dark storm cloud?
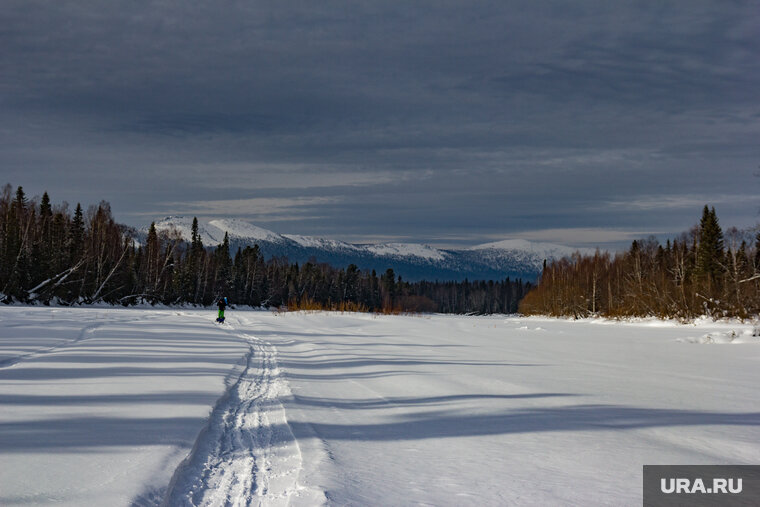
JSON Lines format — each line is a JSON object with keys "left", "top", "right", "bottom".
{"left": 1, "top": 1, "right": 758, "bottom": 248}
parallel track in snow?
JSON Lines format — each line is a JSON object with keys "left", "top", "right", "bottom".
{"left": 163, "top": 323, "right": 323, "bottom": 507}
{"left": 0, "top": 310, "right": 158, "bottom": 369}
{"left": 0, "top": 310, "right": 167, "bottom": 370}
{"left": 0, "top": 322, "right": 102, "bottom": 369}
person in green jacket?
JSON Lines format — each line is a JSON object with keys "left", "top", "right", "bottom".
{"left": 216, "top": 296, "right": 227, "bottom": 323}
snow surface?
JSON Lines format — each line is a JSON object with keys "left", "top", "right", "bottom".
{"left": 362, "top": 243, "right": 447, "bottom": 261}
{"left": 152, "top": 217, "right": 446, "bottom": 262}
{"left": 153, "top": 217, "right": 285, "bottom": 247}
{"left": 209, "top": 219, "right": 284, "bottom": 244}
{"left": 153, "top": 216, "right": 225, "bottom": 246}
{"left": 469, "top": 238, "right": 595, "bottom": 259}
{"left": 1, "top": 308, "right": 758, "bottom": 506}
{"left": 281, "top": 234, "right": 361, "bottom": 252}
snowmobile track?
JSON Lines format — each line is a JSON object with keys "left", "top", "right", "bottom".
{"left": 163, "top": 325, "right": 316, "bottom": 506}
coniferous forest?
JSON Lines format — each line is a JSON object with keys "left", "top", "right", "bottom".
{"left": 519, "top": 206, "right": 760, "bottom": 320}
{"left": 4, "top": 184, "right": 758, "bottom": 319}
{"left": 0, "top": 185, "right": 528, "bottom": 313}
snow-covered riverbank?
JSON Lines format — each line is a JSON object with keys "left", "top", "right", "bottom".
{"left": 1, "top": 307, "right": 758, "bottom": 505}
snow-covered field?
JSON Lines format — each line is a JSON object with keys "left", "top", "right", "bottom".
{"left": 1, "top": 307, "right": 758, "bottom": 506}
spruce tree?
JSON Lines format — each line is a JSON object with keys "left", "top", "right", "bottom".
{"left": 39, "top": 192, "right": 52, "bottom": 219}
{"left": 191, "top": 217, "right": 202, "bottom": 251}
{"left": 381, "top": 268, "right": 396, "bottom": 308}
{"left": 188, "top": 217, "right": 205, "bottom": 303}
{"left": 50, "top": 212, "right": 66, "bottom": 272}
{"left": 1, "top": 187, "right": 29, "bottom": 299}
{"left": 37, "top": 192, "right": 54, "bottom": 279}
{"left": 145, "top": 222, "right": 160, "bottom": 297}
{"left": 1, "top": 190, "right": 20, "bottom": 295}
{"left": 14, "top": 186, "right": 27, "bottom": 211}
{"left": 214, "top": 232, "right": 232, "bottom": 297}
{"left": 67, "top": 203, "right": 85, "bottom": 264}
{"left": 696, "top": 205, "right": 724, "bottom": 279}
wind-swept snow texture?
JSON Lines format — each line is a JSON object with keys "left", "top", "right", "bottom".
{"left": 0, "top": 308, "right": 320, "bottom": 506}
{"left": 1, "top": 308, "right": 759, "bottom": 506}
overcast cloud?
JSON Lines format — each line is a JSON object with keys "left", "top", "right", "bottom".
{"left": 1, "top": 1, "right": 758, "bottom": 248}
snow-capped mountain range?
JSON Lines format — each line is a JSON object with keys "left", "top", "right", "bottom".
{"left": 148, "top": 216, "right": 594, "bottom": 281}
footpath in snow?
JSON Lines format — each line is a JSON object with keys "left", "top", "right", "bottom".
{"left": 0, "top": 307, "right": 758, "bottom": 505}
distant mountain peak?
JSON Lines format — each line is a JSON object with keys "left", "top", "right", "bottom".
{"left": 152, "top": 215, "right": 223, "bottom": 245}
{"left": 363, "top": 243, "right": 447, "bottom": 262}
{"left": 149, "top": 217, "right": 591, "bottom": 281}
{"left": 282, "top": 234, "right": 360, "bottom": 251}
{"left": 208, "top": 219, "right": 283, "bottom": 243}
{"left": 470, "top": 238, "right": 592, "bottom": 256}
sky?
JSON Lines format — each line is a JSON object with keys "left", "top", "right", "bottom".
{"left": 1, "top": 1, "right": 759, "bottom": 250}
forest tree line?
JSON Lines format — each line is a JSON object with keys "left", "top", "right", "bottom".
{"left": 0, "top": 185, "right": 528, "bottom": 314}
{"left": 519, "top": 206, "right": 760, "bottom": 319}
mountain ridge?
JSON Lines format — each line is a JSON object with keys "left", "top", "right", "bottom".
{"left": 149, "top": 216, "right": 594, "bottom": 282}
